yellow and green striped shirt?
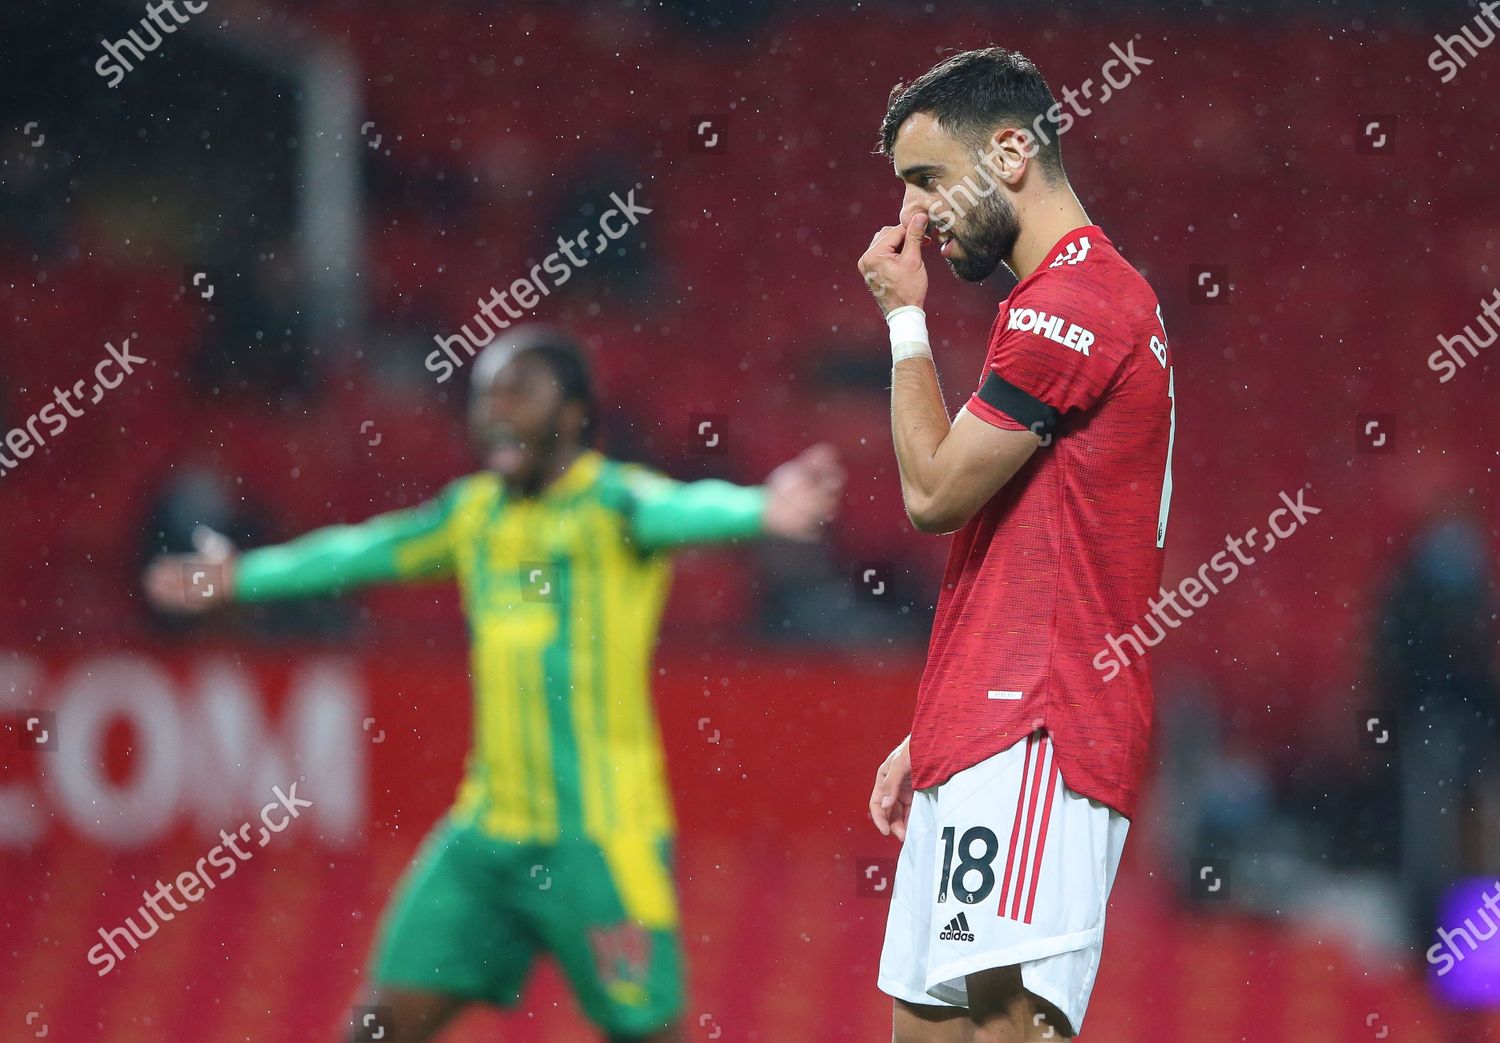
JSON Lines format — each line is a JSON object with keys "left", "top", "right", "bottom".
{"left": 234, "top": 451, "right": 766, "bottom": 843}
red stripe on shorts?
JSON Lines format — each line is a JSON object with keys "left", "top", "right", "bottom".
{"left": 1009, "top": 732, "right": 1049, "bottom": 920}
{"left": 996, "top": 732, "right": 1035, "bottom": 917}
{"left": 1024, "top": 751, "right": 1062, "bottom": 924}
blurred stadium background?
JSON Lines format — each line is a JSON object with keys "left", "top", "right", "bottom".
{"left": 3, "top": 0, "right": 1499, "bottom": 1039}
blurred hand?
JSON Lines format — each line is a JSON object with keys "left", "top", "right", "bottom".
{"left": 143, "top": 526, "right": 238, "bottom": 614}
{"left": 761, "top": 443, "right": 845, "bottom": 541}
{"left": 869, "top": 735, "right": 914, "bottom": 841}
{"left": 858, "top": 212, "right": 929, "bottom": 316}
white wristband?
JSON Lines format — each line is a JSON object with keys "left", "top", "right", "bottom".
{"left": 886, "top": 305, "right": 932, "bottom": 363}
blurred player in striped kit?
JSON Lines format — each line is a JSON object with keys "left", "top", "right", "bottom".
{"left": 145, "top": 326, "right": 844, "bottom": 1042}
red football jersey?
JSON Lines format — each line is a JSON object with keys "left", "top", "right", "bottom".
{"left": 908, "top": 225, "right": 1174, "bottom": 819}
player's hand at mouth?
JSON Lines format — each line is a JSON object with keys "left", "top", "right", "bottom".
{"left": 142, "top": 525, "right": 238, "bottom": 614}
{"left": 857, "top": 212, "right": 930, "bottom": 316}
{"left": 869, "top": 734, "right": 914, "bottom": 841}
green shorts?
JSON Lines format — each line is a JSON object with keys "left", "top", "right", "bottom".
{"left": 371, "top": 818, "right": 684, "bottom": 1036}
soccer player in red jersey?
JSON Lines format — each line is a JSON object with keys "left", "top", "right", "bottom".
{"left": 858, "top": 49, "right": 1175, "bottom": 1042}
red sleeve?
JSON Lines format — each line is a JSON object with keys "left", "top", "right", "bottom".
{"left": 966, "top": 272, "right": 1130, "bottom": 434}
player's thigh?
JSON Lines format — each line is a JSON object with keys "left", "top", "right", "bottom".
{"left": 893, "top": 982, "right": 1070, "bottom": 1043}
{"left": 350, "top": 987, "right": 468, "bottom": 1043}
{"left": 893, "top": 998, "right": 974, "bottom": 1043}
{"left": 370, "top": 820, "right": 537, "bottom": 1007}
{"left": 528, "top": 834, "right": 684, "bottom": 1038}
{"left": 964, "top": 965, "right": 1073, "bottom": 1041}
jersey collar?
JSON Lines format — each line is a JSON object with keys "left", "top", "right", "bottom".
{"left": 541, "top": 449, "right": 603, "bottom": 501}
{"left": 490, "top": 448, "right": 603, "bottom": 504}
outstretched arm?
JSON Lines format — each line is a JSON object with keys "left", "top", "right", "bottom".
{"left": 629, "top": 444, "right": 844, "bottom": 552}
{"left": 144, "top": 492, "right": 456, "bottom": 613}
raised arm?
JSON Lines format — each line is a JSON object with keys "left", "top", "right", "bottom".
{"left": 890, "top": 356, "right": 1040, "bottom": 534}
{"left": 627, "top": 444, "right": 844, "bottom": 553}
{"left": 860, "top": 215, "right": 1040, "bottom": 535}
{"left": 144, "top": 489, "right": 458, "bottom": 613}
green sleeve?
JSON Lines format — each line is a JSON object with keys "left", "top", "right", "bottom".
{"left": 233, "top": 489, "right": 457, "bottom": 602}
{"left": 623, "top": 469, "right": 768, "bottom": 552}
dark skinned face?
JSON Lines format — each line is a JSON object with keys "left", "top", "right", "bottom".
{"left": 468, "top": 352, "right": 583, "bottom": 494}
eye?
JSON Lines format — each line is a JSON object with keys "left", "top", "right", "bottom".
{"left": 920, "top": 175, "right": 938, "bottom": 189}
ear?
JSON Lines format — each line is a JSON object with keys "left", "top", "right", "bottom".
{"left": 982, "top": 127, "right": 1033, "bottom": 185}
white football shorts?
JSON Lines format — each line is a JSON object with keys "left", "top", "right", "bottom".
{"left": 877, "top": 730, "right": 1129, "bottom": 1035}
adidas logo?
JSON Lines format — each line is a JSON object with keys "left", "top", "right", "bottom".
{"left": 938, "top": 912, "right": 975, "bottom": 943}
{"left": 1049, "top": 236, "right": 1092, "bottom": 268}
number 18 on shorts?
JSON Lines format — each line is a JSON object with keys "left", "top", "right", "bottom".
{"left": 877, "top": 731, "right": 1130, "bottom": 1034}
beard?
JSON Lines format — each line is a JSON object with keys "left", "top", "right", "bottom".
{"left": 945, "top": 191, "right": 1020, "bottom": 283}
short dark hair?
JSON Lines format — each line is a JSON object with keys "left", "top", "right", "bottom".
{"left": 879, "top": 48, "right": 1065, "bottom": 178}
{"left": 476, "top": 325, "right": 598, "bottom": 444}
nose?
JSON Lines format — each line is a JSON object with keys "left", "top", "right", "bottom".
{"left": 899, "top": 186, "right": 929, "bottom": 228}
